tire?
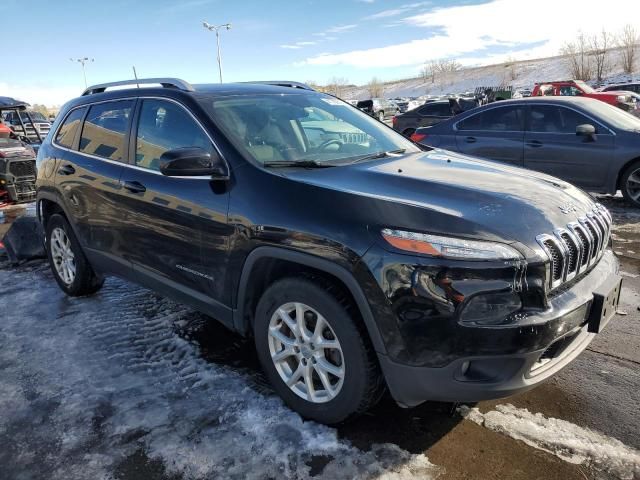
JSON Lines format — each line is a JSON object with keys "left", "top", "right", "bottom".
{"left": 45, "top": 213, "right": 104, "bottom": 296}
{"left": 254, "top": 277, "right": 384, "bottom": 424}
{"left": 620, "top": 160, "right": 640, "bottom": 208}
{"left": 377, "top": 111, "right": 385, "bottom": 122}
{"left": 403, "top": 128, "right": 416, "bottom": 138}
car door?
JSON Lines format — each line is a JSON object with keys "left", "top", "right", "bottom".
{"left": 54, "top": 101, "right": 133, "bottom": 273}
{"left": 454, "top": 105, "right": 525, "bottom": 167}
{"left": 116, "top": 97, "right": 233, "bottom": 322}
{"left": 416, "top": 103, "right": 451, "bottom": 127}
{"left": 523, "top": 104, "right": 614, "bottom": 189}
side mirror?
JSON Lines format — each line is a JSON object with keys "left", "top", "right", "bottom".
{"left": 159, "top": 147, "right": 228, "bottom": 178}
{"left": 576, "top": 124, "right": 596, "bottom": 138}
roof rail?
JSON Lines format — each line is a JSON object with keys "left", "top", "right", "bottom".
{"left": 82, "top": 78, "right": 195, "bottom": 96}
{"left": 246, "top": 81, "right": 315, "bottom": 91}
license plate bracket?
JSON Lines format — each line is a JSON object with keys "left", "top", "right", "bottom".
{"left": 587, "top": 276, "right": 622, "bottom": 334}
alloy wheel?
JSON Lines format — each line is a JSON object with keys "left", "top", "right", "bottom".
{"left": 50, "top": 227, "right": 76, "bottom": 285}
{"left": 267, "top": 302, "right": 345, "bottom": 403}
{"left": 626, "top": 168, "right": 640, "bottom": 203}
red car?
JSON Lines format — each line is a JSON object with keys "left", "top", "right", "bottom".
{"left": 532, "top": 80, "right": 637, "bottom": 112}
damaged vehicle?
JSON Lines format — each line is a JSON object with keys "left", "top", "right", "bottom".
{"left": 37, "top": 78, "right": 622, "bottom": 424}
{"left": 0, "top": 97, "right": 38, "bottom": 205}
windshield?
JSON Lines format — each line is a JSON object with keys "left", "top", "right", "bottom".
{"left": 583, "top": 100, "right": 640, "bottom": 130}
{"left": 202, "top": 93, "right": 418, "bottom": 166}
{"left": 574, "top": 81, "right": 595, "bottom": 94}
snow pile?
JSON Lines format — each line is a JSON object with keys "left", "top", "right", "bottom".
{"left": 0, "top": 262, "right": 441, "bottom": 480}
{"left": 458, "top": 404, "right": 640, "bottom": 480}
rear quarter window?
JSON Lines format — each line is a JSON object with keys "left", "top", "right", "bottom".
{"left": 55, "top": 108, "right": 86, "bottom": 149}
{"left": 79, "top": 101, "right": 133, "bottom": 161}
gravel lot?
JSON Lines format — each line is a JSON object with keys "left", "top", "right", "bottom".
{"left": 0, "top": 195, "right": 638, "bottom": 480}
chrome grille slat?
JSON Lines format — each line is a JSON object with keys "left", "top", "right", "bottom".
{"left": 537, "top": 205, "right": 612, "bottom": 291}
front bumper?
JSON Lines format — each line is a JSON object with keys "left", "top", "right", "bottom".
{"left": 370, "top": 250, "right": 620, "bottom": 406}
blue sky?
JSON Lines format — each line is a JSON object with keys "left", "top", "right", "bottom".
{"left": 2, "top": 0, "right": 637, "bottom": 105}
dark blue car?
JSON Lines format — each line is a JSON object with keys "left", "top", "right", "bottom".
{"left": 413, "top": 97, "right": 640, "bottom": 207}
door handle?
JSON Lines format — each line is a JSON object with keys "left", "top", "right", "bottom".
{"left": 465, "top": 136, "right": 477, "bottom": 143}
{"left": 57, "top": 164, "right": 75, "bottom": 175}
{"left": 526, "top": 140, "right": 543, "bottom": 148}
{"left": 123, "top": 180, "right": 146, "bottom": 194}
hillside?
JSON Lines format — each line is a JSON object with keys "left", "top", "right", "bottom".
{"left": 341, "top": 47, "right": 639, "bottom": 100}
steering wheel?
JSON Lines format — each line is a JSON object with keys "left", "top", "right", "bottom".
{"left": 318, "top": 139, "right": 343, "bottom": 151}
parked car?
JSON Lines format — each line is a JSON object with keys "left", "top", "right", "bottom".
{"left": 412, "top": 96, "right": 640, "bottom": 207}
{"left": 356, "top": 98, "right": 399, "bottom": 122}
{"left": 2, "top": 109, "right": 51, "bottom": 142}
{"left": 532, "top": 80, "right": 636, "bottom": 112}
{"left": 0, "top": 96, "right": 38, "bottom": 204}
{"left": 393, "top": 97, "right": 479, "bottom": 137}
{"left": 37, "top": 78, "right": 621, "bottom": 424}
{"left": 600, "top": 82, "right": 640, "bottom": 95}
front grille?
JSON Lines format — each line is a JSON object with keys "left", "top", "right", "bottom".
{"left": 536, "top": 204, "right": 612, "bottom": 290}
{"left": 9, "top": 160, "right": 36, "bottom": 178}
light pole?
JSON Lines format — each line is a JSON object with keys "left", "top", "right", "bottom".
{"left": 202, "top": 21, "right": 232, "bottom": 83}
{"left": 70, "top": 57, "right": 94, "bottom": 88}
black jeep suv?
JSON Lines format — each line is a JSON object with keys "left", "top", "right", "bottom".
{"left": 36, "top": 78, "right": 622, "bottom": 424}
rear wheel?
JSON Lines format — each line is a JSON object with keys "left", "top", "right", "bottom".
{"left": 254, "top": 277, "right": 383, "bottom": 424}
{"left": 621, "top": 161, "right": 640, "bottom": 207}
{"left": 46, "top": 213, "right": 104, "bottom": 296}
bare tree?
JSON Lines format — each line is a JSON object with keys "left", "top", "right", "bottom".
{"left": 436, "top": 59, "right": 462, "bottom": 73}
{"left": 368, "top": 77, "right": 384, "bottom": 98}
{"left": 30, "top": 104, "right": 50, "bottom": 117}
{"left": 505, "top": 56, "right": 519, "bottom": 81}
{"left": 422, "top": 58, "right": 461, "bottom": 85}
{"left": 421, "top": 60, "right": 438, "bottom": 84}
{"left": 619, "top": 24, "right": 639, "bottom": 74}
{"left": 325, "top": 77, "right": 349, "bottom": 98}
{"left": 590, "top": 29, "right": 614, "bottom": 82}
{"left": 561, "top": 32, "right": 593, "bottom": 81}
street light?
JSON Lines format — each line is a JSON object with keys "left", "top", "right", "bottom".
{"left": 70, "top": 57, "right": 94, "bottom": 88}
{"left": 202, "top": 21, "right": 232, "bottom": 83}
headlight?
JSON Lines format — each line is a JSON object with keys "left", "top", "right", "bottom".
{"left": 617, "top": 95, "right": 630, "bottom": 103}
{"left": 381, "top": 229, "right": 522, "bottom": 260}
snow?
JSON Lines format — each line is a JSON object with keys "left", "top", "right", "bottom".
{"left": 458, "top": 404, "right": 640, "bottom": 480}
{"left": 342, "top": 48, "right": 640, "bottom": 100}
{"left": 0, "top": 261, "right": 441, "bottom": 479}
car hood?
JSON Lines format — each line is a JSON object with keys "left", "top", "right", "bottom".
{"left": 281, "top": 149, "right": 597, "bottom": 255}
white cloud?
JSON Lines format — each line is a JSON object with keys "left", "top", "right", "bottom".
{"left": 325, "top": 24, "right": 357, "bottom": 34}
{"left": 302, "top": 0, "right": 640, "bottom": 68}
{"left": 364, "top": 2, "right": 431, "bottom": 20}
{"left": 280, "top": 40, "right": 318, "bottom": 49}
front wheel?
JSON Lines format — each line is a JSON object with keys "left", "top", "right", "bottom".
{"left": 621, "top": 160, "right": 640, "bottom": 207}
{"left": 46, "top": 213, "right": 104, "bottom": 296}
{"left": 377, "top": 111, "right": 385, "bottom": 122}
{"left": 254, "top": 277, "right": 383, "bottom": 424}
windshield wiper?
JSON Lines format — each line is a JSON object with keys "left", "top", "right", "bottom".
{"left": 263, "top": 160, "right": 334, "bottom": 168}
{"left": 346, "top": 148, "right": 407, "bottom": 164}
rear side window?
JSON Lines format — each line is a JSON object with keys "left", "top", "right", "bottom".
{"left": 419, "top": 103, "right": 450, "bottom": 116}
{"left": 79, "top": 100, "right": 133, "bottom": 161}
{"left": 529, "top": 105, "right": 595, "bottom": 134}
{"left": 135, "top": 99, "right": 213, "bottom": 171}
{"left": 457, "top": 106, "right": 524, "bottom": 131}
{"left": 55, "top": 108, "right": 85, "bottom": 148}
